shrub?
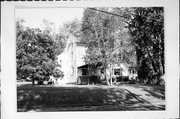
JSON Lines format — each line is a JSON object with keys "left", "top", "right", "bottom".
{"left": 53, "top": 69, "right": 64, "bottom": 78}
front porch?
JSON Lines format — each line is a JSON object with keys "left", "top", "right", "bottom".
{"left": 77, "top": 64, "right": 138, "bottom": 85}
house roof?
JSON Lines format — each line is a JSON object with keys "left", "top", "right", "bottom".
{"left": 76, "top": 41, "right": 86, "bottom": 46}
{"left": 78, "top": 62, "right": 102, "bottom": 69}
{"left": 78, "top": 64, "right": 89, "bottom": 69}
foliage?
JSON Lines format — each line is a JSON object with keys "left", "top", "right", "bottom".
{"left": 81, "top": 8, "right": 136, "bottom": 85}
{"left": 59, "top": 18, "right": 82, "bottom": 39}
{"left": 42, "top": 19, "right": 66, "bottom": 55}
{"left": 125, "top": 7, "right": 164, "bottom": 83}
{"left": 53, "top": 68, "right": 64, "bottom": 78}
{"left": 42, "top": 19, "right": 57, "bottom": 36}
{"left": 16, "top": 19, "right": 65, "bottom": 84}
{"left": 81, "top": 7, "right": 164, "bottom": 85}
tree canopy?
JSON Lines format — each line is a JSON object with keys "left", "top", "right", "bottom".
{"left": 16, "top": 19, "right": 66, "bottom": 85}
{"left": 81, "top": 7, "right": 164, "bottom": 85}
{"left": 81, "top": 8, "right": 136, "bottom": 85}
{"left": 124, "top": 7, "right": 164, "bottom": 83}
{"left": 16, "top": 7, "right": 165, "bottom": 85}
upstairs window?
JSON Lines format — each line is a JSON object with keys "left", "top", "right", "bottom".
{"left": 71, "top": 66, "right": 74, "bottom": 76}
{"left": 71, "top": 51, "right": 73, "bottom": 57}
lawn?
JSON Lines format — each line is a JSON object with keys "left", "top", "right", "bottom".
{"left": 17, "top": 83, "right": 165, "bottom": 112}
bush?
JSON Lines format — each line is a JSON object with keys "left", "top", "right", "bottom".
{"left": 38, "top": 80, "right": 44, "bottom": 85}
{"left": 53, "top": 69, "right": 64, "bottom": 78}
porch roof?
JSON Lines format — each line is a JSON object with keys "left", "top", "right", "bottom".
{"left": 77, "top": 64, "right": 89, "bottom": 69}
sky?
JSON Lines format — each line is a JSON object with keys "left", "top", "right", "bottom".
{"left": 16, "top": 8, "right": 84, "bottom": 32}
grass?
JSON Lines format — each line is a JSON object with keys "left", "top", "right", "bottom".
{"left": 17, "top": 83, "right": 165, "bottom": 112}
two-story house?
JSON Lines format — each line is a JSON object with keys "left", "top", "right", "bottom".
{"left": 57, "top": 35, "right": 137, "bottom": 84}
{"left": 57, "top": 35, "right": 87, "bottom": 84}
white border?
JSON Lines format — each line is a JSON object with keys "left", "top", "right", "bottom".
{"left": 1, "top": 0, "right": 179, "bottom": 119}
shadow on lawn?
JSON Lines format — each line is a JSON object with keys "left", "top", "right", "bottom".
{"left": 17, "top": 84, "right": 165, "bottom": 112}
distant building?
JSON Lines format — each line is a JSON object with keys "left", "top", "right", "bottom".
{"left": 57, "top": 35, "right": 137, "bottom": 84}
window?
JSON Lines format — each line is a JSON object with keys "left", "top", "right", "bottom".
{"left": 71, "top": 51, "right": 73, "bottom": 59}
{"left": 132, "top": 69, "right": 135, "bottom": 74}
{"left": 114, "top": 69, "right": 122, "bottom": 75}
{"left": 82, "top": 68, "right": 88, "bottom": 76}
{"left": 129, "top": 69, "right": 136, "bottom": 74}
{"left": 59, "top": 60, "right": 62, "bottom": 65}
{"left": 71, "top": 51, "right": 73, "bottom": 56}
{"left": 71, "top": 66, "right": 74, "bottom": 75}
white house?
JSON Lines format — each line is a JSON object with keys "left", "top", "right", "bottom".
{"left": 57, "top": 35, "right": 87, "bottom": 84}
{"left": 57, "top": 35, "right": 137, "bottom": 84}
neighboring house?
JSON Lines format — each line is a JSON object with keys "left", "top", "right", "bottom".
{"left": 57, "top": 35, "right": 138, "bottom": 84}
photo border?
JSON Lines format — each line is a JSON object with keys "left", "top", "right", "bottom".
{"left": 1, "top": 0, "right": 179, "bottom": 119}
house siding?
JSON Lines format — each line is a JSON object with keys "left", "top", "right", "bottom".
{"left": 57, "top": 35, "right": 86, "bottom": 84}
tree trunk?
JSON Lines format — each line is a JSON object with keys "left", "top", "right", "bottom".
{"left": 32, "top": 78, "right": 35, "bottom": 86}
{"left": 104, "top": 67, "right": 110, "bottom": 86}
{"left": 88, "top": 65, "right": 89, "bottom": 85}
{"left": 109, "top": 64, "right": 113, "bottom": 86}
{"left": 145, "top": 46, "right": 158, "bottom": 74}
{"left": 104, "top": 54, "right": 110, "bottom": 86}
{"left": 105, "top": 69, "right": 110, "bottom": 86}
{"left": 105, "top": 65, "right": 114, "bottom": 86}
{"left": 110, "top": 76, "right": 112, "bottom": 86}
{"left": 160, "top": 33, "right": 165, "bottom": 74}
{"left": 106, "top": 78, "right": 110, "bottom": 86}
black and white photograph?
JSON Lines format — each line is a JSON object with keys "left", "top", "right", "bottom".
{"left": 16, "top": 7, "right": 166, "bottom": 112}
{"left": 1, "top": 0, "right": 179, "bottom": 119}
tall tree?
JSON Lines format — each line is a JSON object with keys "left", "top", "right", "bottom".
{"left": 16, "top": 19, "right": 65, "bottom": 85}
{"left": 81, "top": 8, "right": 135, "bottom": 85}
{"left": 125, "top": 7, "right": 164, "bottom": 84}
{"left": 42, "top": 19, "right": 66, "bottom": 55}
{"left": 59, "top": 18, "right": 82, "bottom": 39}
